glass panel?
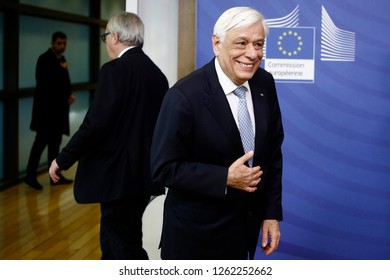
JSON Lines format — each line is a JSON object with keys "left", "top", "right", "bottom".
{"left": 19, "top": 16, "right": 90, "bottom": 88}
{"left": 0, "top": 102, "right": 3, "bottom": 180}
{"left": 18, "top": 91, "right": 89, "bottom": 174}
{"left": 101, "top": 0, "right": 126, "bottom": 20}
{"left": 18, "top": 97, "right": 42, "bottom": 174}
{"left": 99, "top": 0, "right": 125, "bottom": 65}
{"left": 100, "top": 27, "right": 110, "bottom": 67}
{"left": 0, "top": 13, "right": 3, "bottom": 180}
{"left": 61, "top": 90, "right": 89, "bottom": 148}
{"left": 20, "top": 0, "right": 90, "bottom": 17}
{"left": 0, "top": 12, "right": 3, "bottom": 90}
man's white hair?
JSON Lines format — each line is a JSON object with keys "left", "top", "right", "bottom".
{"left": 107, "top": 11, "right": 144, "bottom": 47}
{"left": 213, "top": 7, "right": 269, "bottom": 42}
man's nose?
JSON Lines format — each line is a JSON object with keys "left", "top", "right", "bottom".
{"left": 245, "top": 44, "right": 261, "bottom": 59}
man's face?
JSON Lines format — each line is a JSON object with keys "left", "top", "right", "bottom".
{"left": 51, "top": 38, "right": 67, "bottom": 56}
{"left": 213, "top": 23, "right": 265, "bottom": 85}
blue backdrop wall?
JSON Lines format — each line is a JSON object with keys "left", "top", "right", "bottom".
{"left": 196, "top": 0, "right": 390, "bottom": 260}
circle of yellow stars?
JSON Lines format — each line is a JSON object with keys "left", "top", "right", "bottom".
{"left": 278, "top": 30, "right": 303, "bottom": 56}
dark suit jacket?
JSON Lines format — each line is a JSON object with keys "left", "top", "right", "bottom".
{"left": 56, "top": 47, "right": 169, "bottom": 203}
{"left": 31, "top": 48, "right": 72, "bottom": 135}
{"left": 151, "top": 58, "right": 284, "bottom": 259}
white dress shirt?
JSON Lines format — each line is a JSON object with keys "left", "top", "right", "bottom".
{"left": 214, "top": 59, "right": 256, "bottom": 133}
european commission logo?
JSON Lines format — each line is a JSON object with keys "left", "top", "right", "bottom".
{"left": 263, "top": 5, "right": 356, "bottom": 83}
{"left": 265, "top": 27, "right": 315, "bottom": 83}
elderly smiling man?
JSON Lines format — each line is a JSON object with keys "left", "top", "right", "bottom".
{"left": 151, "top": 6, "right": 284, "bottom": 260}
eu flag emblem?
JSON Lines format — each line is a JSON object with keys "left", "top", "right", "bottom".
{"left": 266, "top": 27, "right": 315, "bottom": 60}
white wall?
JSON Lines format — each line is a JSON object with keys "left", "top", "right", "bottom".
{"left": 126, "top": 0, "right": 178, "bottom": 87}
{"left": 126, "top": 0, "right": 177, "bottom": 259}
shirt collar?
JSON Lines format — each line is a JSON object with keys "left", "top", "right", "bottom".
{"left": 214, "top": 58, "right": 250, "bottom": 96}
{"left": 118, "top": 46, "right": 135, "bottom": 58}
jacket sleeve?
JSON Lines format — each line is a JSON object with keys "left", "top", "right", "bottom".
{"left": 56, "top": 63, "right": 123, "bottom": 170}
{"left": 151, "top": 87, "right": 229, "bottom": 200}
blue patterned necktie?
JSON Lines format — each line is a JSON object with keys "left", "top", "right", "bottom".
{"left": 233, "top": 86, "right": 254, "bottom": 167}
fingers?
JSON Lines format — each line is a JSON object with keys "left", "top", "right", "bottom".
{"left": 238, "top": 150, "right": 254, "bottom": 165}
{"left": 240, "top": 163, "right": 262, "bottom": 191}
{"left": 49, "top": 160, "right": 61, "bottom": 183}
{"left": 227, "top": 151, "right": 263, "bottom": 192}
{"left": 68, "top": 95, "right": 76, "bottom": 105}
{"left": 262, "top": 237, "right": 279, "bottom": 256}
{"left": 242, "top": 186, "right": 258, "bottom": 193}
{"left": 262, "top": 227, "right": 269, "bottom": 249}
{"left": 261, "top": 220, "right": 281, "bottom": 256}
{"left": 227, "top": 167, "right": 261, "bottom": 191}
{"left": 50, "top": 173, "right": 60, "bottom": 183}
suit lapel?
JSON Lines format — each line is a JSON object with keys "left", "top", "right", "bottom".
{"left": 203, "top": 61, "right": 243, "bottom": 152}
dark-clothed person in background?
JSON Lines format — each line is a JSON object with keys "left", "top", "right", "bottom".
{"left": 49, "top": 12, "right": 169, "bottom": 260}
{"left": 25, "top": 31, "right": 75, "bottom": 190}
{"left": 151, "top": 7, "right": 284, "bottom": 260}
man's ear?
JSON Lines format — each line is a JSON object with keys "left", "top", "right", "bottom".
{"left": 111, "top": 32, "right": 119, "bottom": 44}
{"left": 212, "top": 35, "right": 221, "bottom": 56}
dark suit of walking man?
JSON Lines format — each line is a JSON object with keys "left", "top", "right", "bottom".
{"left": 49, "top": 12, "right": 169, "bottom": 259}
{"left": 151, "top": 7, "right": 284, "bottom": 260}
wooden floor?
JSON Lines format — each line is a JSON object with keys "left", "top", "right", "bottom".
{"left": 0, "top": 165, "right": 164, "bottom": 260}
{"left": 0, "top": 166, "right": 102, "bottom": 260}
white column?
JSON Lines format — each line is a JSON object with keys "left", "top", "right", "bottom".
{"left": 126, "top": 0, "right": 138, "bottom": 13}
{"left": 126, "top": 0, "right": 178, "bottom": 87}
